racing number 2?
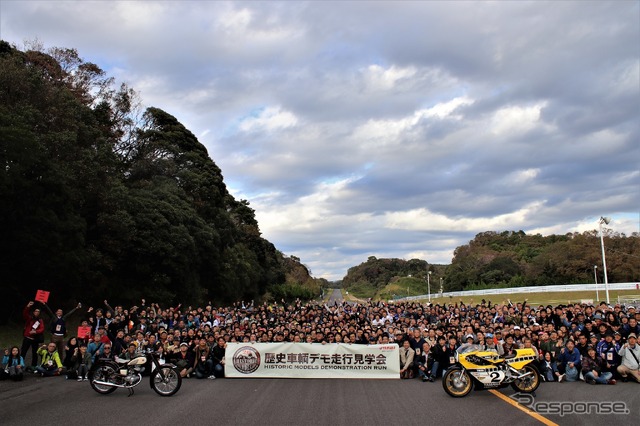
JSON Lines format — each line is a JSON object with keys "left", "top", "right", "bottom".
{"left": 489, "top": 371, "right": 501, "bottom": 383}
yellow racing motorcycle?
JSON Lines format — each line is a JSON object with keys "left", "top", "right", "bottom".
{"left": 442, "top": 344, "right": 540, "bottom": 398}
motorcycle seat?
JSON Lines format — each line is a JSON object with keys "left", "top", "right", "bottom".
{"left": 503, "top": 353, "right": 517, "bottom": 359}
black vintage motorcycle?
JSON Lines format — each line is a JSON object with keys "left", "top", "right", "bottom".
{"left": 88, "top": 351, "right": 181, "bottom": 397}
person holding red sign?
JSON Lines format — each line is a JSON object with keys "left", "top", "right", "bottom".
{"left": 20, "top": 301, "right": 45, "bottom": 370}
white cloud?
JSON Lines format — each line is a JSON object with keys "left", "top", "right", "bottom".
{"left": 351, "top": 96, "right": 473, "bottom": 143}
{"left": 239, "top": 106, "right": 298, "bottom": 133}
{"left": 383, "top": 201, "right": 546, "bottom": 233}
{"left": 364, "top": 64, "right": 417, "bottom": 91}
{"left": 508, "top": 168, "right": 540, "bottom": 185}
{"left": 491, "top": 102, "right": 547, "bottom": 135}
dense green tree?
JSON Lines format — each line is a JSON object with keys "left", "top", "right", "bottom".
{"left": 0, "top": 41, "right": 299, "bottom": 322}
{"left": 446, "top": 230, "right": 640, "bottom": 291}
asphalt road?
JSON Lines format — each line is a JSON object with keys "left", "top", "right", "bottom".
{"left": 1, "top": 373, "right": 637, "bottom": 426}
{"left": 327, "top": 288, "right": 344, "bottom": 305}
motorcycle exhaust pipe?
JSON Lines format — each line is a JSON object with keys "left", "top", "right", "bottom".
{"left": 92, "top": 380, "right": 127, "bottom": 388}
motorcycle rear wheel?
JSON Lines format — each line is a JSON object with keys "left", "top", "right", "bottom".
{"left": 442, "top": 367, "right": 473, "bottom": 398}
{"left": 89, "top": 364, "right": 118, "bottom": 395}
{"left": 511, "top": 364, "right": 540, "bottom": 393}
{"left": 151, "top": 366, "right": 182, "bottom": 397}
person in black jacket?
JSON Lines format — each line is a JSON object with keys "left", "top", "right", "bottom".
{"left": 211, "top": 337, "right": 226, "bottom": 378}
{"left": 428, "top": 335, "right": 449, "bottom": 380}
{"left": 167, "top": 342, "right": 194, "bottom": 378}
{"left": 416, "top": 342, "right": 432, "bottom": 382}
{"left": 62, "top": 336, "right": 79, "bottom": 371}
{"left": 42, "top": 302, "right": 82, "bottom": 356}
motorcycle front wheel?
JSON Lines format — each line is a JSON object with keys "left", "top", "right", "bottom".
{"left": 511, "top": 364, "right": 540, "bottom": 393}
{"left": 89, "top": 364, "right": 118, "bottom": 395}
{"left": 151, "top": 366, "right": 182, "bottom": 397}
{"left": 442, "top": 367, "right": 473, "bottom": 398}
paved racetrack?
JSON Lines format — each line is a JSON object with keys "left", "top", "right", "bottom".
{"left": 1, "top": 374, "right": 637, "bottom": 426}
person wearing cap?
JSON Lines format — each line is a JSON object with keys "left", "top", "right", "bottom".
{"left": 588, "top": 333, "right": 599, "bottom": 348}
{"left": 617, "top": 333, "right": 640, "bottom": 383}
{"left": 597, "top": 332, "right": 621, "bottom": 376}
{"left": 582, "top": 346, "right": 615, "bottom": 385}
{"left": 484, "top": 333, "right": 501, "bottom": 354}
{"left": 167, "top": 342, "right": 194, "bottom": 378}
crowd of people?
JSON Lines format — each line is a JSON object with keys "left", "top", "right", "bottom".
{"left": 2, "top": 296, "right": 640, "bottom": 387}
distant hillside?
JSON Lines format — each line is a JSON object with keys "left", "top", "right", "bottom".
{"left": 342, "top": 256, "right": 447, "bottom": 299}
{"left": 447, "top": 230, "right": 640, "bottom": 291}
{"left": 270, "top": 254, "right": 328, "bottom": 301}
{"left": 341, "top": 229, "right": 640, "bottom": 300}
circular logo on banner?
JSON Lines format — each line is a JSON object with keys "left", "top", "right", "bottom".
{"left": 233, "top": 346, "right": 261, "bottom": 374}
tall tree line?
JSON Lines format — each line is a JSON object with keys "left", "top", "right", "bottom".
{"left": 0, "top": 41, "right": 291, "bottom": 322}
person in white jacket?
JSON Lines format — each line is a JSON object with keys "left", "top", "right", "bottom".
{"left": 617, "top": 333, "right": 640, "bottom": 383}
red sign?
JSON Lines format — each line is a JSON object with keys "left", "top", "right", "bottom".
{"left": 77, "top": 326, "right": 92, "bottom": 339}
{"left": 35, "top": 290, "right": 50, "bottom": 303}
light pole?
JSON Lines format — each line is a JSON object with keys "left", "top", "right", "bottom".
{"left": 593, "top": 265, "right": 599, "bottom": 302}
{"left": 427, "top": 271, "right": 432, "bottom": 302}
{"left": 440, "top": 277, "right": 443, "bottom": 294}
{"left": 599, "top": 216, "right": 611, "bottom": 304}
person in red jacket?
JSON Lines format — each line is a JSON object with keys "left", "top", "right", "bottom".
{"left": 21, "top": 301, "right": 45, "bottom": 369}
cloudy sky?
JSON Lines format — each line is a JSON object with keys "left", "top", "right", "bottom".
{"left": 2, "top": 1, "right": 639, "bottom": 280}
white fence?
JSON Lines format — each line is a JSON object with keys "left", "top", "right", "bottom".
{"left": 396, "top": 282, "right": 640, "bottom": 302}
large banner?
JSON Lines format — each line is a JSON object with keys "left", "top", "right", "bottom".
{"left": 225, "top": 342, "right": 400, "bottom": 379}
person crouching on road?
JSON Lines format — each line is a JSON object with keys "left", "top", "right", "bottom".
{"left": 617, "top": 333, "right": 640, "bottom": 383}
{"left": 168, "top": 342, "right": 194, "bottom": 378}
{"left": 35, "top": 342, "right": 63, "bottom": 377}
{"left": 540, "top": 352, "right": 560, "bottom": 382}
{"left": 417, "top": 342, "right": 432, "bottom": 382}
{"left": 557, "top": 340, "right": 581, "bottom": 382}
{"left": 582, "top": 346, "right": 615, "bottom": 385}
{"left": 70, "top": 344, "right": 92, "bottom": 381}
{"left": 399, "top": 340, "right": 415, "bottom": 379}
{"left": 194, "top": 339, "right": 214, "bottom": 379}
{"left": 212, "top": 337, "right": 226, "bottom": 378}
{"left": 1, "top": 346, "right": 25, "bottom": 381}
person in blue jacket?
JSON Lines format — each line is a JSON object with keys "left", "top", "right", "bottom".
{"left": 2, "top": 346, "right": 26, "bottom": 381}
{"left": 557, "top": 339, "right": 581, "bottom": 382}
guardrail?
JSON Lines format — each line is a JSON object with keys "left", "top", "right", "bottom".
{"left": 395, "top": 282, "right": 640, "bottom": 302}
